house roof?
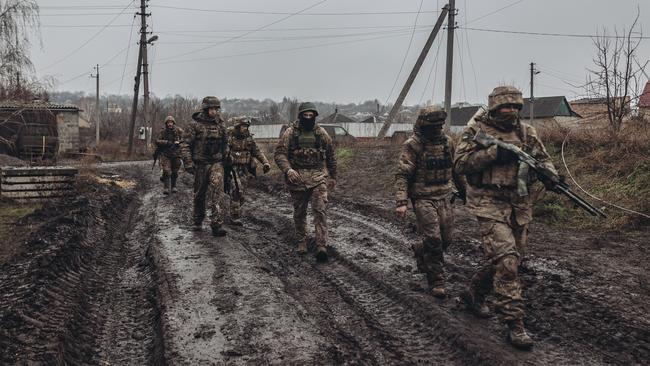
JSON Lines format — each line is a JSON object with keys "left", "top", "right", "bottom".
{"left": 520, "top": 96, "right": 581, "bottom": 119}
{"left": 0, "top": 100, "right": 79, "bottom": 111}
{"left": 449, "top": 105, "right": 483, "bottom": 126}
{"left": 318, "top": 111, "right": 356, "bottom": 124}
{"left": 639, "top": 81, "right": 650, "bottom": 108}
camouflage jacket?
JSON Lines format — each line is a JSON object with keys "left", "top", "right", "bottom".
{"left": 180, "top": 111, "right": 229, "bottom": 166}
{"left": 155, "top": 126, "right": 183, "bottom": 158}
{"left": 395, "top": 132, "right": 465, "bottom": 205}
{"left": 274, "top": 122, "right": 337, "bottom": 190}
{"left": 227, "top": 128, "right": 270, "bottom": 168}
{"left": 454, "top": 115, "right": 557, "bottom": 225}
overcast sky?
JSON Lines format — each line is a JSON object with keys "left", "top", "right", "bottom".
{"left": 32, "top": 0, "right": 649, "bottom": 105}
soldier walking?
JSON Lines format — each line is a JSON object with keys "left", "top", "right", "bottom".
{"left": 395, "top": 105, "right": 466, "bottom": 298}
{"left": 180, "top": 96, "right": 230, "bottom": 237}
{"left": 454, "top": 86, "right": 560, "bottom": 349}
{"left": 274, "top": 102, "right": 337, "bottom": 261}
{"left": 155, "top": 115, "right": 183, "bottom": 195}
{"left": 226, "top": 116, "right": 271, "bottom": 226}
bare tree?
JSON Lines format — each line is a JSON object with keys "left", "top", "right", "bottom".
{"left": 0, "top": 0, "right": 40, "bottom": 96}
{"left": 585, "top": 8, "right": 647, "bottom": 132}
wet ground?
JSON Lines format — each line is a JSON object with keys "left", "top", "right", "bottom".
{"left": 0, "top": 160, "right": 648, "bottom": 365}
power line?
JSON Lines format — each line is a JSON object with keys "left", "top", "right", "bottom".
{"left": 461, "top": 0, "right": 526, "bottom": 26}
{"left": 383, "top": 0, "right": 425, "bottom": 107}
{"left": 119, "top": 14, "right": 138, "bottom": 94}
{"left": 461, "top": 26, "right": 650, "bottom": 39}
{"left": 41, "top": 0, "right": 136, "bottom": 71}
{"left": 155, "top": 24, "right": 435, "bottom": 33}
{"left": 418, "top": 35, "right": 443, "bottom": 105}
{"left": 462, "top": 0, "right": 479, "bottom": 101}
{"left": 156, "top": 0, "right": 330, "bottom": 63}
{"left": 150, "top": 4, "right": 439, "bottom": 16}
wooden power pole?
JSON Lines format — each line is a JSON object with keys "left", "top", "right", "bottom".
{"left": 530, "top": 62, "right": 539, "bottom": 122}
{"left": 128, "top": 0, "right": 150, "bottom": 157}
{"left": 443, "top": 0, "right": 456, "bottom": 126}
{"left": 377, "top": 5, "right": 450, "bottom": 139}
{"left": 91, "top": 64, "right": 100, "bottom": 146}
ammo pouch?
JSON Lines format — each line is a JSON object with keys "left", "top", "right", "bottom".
{"left": 291, "top": 147, "right": 325, "bottom": 168}
{"left": 231, "top": 150, "right": 251, "bottom": 165}
{"left": 420, "top": 142, "right": 453, "bottom": 185}
{"left": 204, "top": 137, "right": 223, "bottom": 160}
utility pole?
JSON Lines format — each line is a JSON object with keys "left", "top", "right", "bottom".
{"left": 443, "top": 0, "right": 457, "bottom": 126}
{"left": 377, "top": 5, "right": 450, "bottom": 138}
{"left": 530, "top": 62, "right": 540, "bottom": 122}
{"left": 91, "top": 64, "right": 100, "bottom": 145}
{"left": 128, "top": 0, "right": 149, "bottom": 157}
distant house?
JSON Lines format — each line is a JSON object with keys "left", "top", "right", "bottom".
{"left": 0, "top": 100, "right": 80, "bottom": 159}
{"left": 519, "top": 96, "right": 582, "bottom": 128}
{"left": 449, "top": 105, "right": 485, "bottom": 133}
{"left": 638, "top": 81, "right": 650, "bottom": 117}
{"left": 570, "top": 96, "right": 631, "bottom": 121}
{"left": 318, "top": 109, "right": 357, "bottom": 124}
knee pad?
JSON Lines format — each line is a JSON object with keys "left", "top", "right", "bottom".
{"left": 495, "top": 255, "right": 519, "bottom": 281}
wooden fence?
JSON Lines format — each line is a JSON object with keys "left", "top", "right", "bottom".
{"left": 0, "top": 166, "right": 78, "bottom": 200}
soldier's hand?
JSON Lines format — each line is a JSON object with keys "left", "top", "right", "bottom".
{"left": 395, "top": 205, "right": 408, "bottom": 220}
{"left": 185, "top": 165, "right": 195, "bottom": 175}
{"left": 327, "top": 178, "right": 337, "bottom": 190}
{"left": 286, "top": 169, "right": 302, "bottom": 184}
{"left": 263, "top": 163, "right": 271, "bottom": 174}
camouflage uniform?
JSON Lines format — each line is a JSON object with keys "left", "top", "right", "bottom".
{"left": 274, "top": 103, "right": 337, "bottom": 256}
{"left": 155, "top": 116, "right": 183, "bottom": 194}
{"left": 395, "top": 105, "right": 465, "bottom": 295}
{"left": 180, "top": 97, "right": 229, "bottom": 232}
{"left": 454, "top": 86, "right": 557, "bottom": 347}
{"left": 227, "top": 117, "right": 270, "bottom": 220}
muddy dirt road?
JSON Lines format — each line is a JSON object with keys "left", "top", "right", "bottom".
{"left": 1, "top": 161, "right": 648, "bottom": 365}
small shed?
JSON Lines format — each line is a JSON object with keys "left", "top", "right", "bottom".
{"left": 519, "top": 96, "right": 582, "bottom": 128}
{"left": 0, "top": 101, "right": 80, "bottom": 159}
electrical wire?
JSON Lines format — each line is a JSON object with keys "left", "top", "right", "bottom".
{"left": 461, "top": 0, "right": 526, "bottom": 26}
{"left": 418, "top": 36, "right": 443, "bottom": 105}
{"left": 156, "top": 0, "right": 330, "bottom": 63}
{"left": 41, "top": 0, "right": 136, "bottom": 71}
{"left": 462, "top": 0, "right": 480, "bottom": 101}
{"left": 383, "top": 0, "right": 425, "bottom": 107}
{"left": 150, "top": 4, "right": 438, "bottom": 16}
{"left": 119, "top": 14, "right": 137, "bottom": 94}
{"left": 455, "top": 28, "right": 468, "bottom": 103}
{"left": 561, "top": 130, "right": 650, "bottom": 219}
{"left": 461, "top": 26, "right": 650, "bottom": 39}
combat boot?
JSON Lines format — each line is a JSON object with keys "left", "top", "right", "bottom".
{"left": 460, "top": 290, "right": 491, "bottom": 318}
{"left": 315, "top": 245, "right": 328, "bottom": 262}
{"left": 211, "top": 226, "right": 227, "bottom": 237}
{"left": 507, "top": 319, "right": 534, "bottom": 349}
{"left": 191, "top": 223, "right": 202, "bottom": 231}
{"left": 296, "top": 240, "right": 307, "bottom": 255}
{"left": 228, "top": 217, "right": 243, "bottom": 227}
{"left": 163, "top": 178, "right": 170, "bottom": 195}
{"left": 170, "top": 176, "right": 178, "bottom": 193}
{"left": 427, "top": 273, "right": 446, "bottom": 298}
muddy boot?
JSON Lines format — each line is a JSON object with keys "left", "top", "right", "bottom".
{"left": 191, "top": 223, "right": 203, "bottom": 231}
{"left": 171, "top": 176, "right": 178, "bottom": 193}
{"left": 163, "top": 178, "right": 170, "bottom": 195}
{"left": 460, "top": 290, "right": 491, "bottom": 318}
{"left": 315, "top": 245, "right": 328, "bottom": 262}
{"left": 211, "top": 226, "right": 227, "bottom": 237}
{"left": 228, "top": 216, "right": 243, "bottom": 227}
{"left": 431, "top": 282, "right": 446, "bottom": 298}
{"left": 507, "top": 320, "right": 533, "bottom": 349}
{"left": 296, "top": 240, "right": 307, "bottom": 255}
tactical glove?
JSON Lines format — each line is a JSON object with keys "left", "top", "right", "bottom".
{"left": 263, "top": 163, "right": 271, "bottom": 174}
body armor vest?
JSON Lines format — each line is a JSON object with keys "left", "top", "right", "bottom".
{"left": 469, "top": 121, "right": 528, "bottom": 189}
{"left": 415, "top": 136, "right": 453, "bottom": 185}
{"left": 230, "top": 135, "right": 252, "bottom": 165}
{"left": 198, "top": 123, "right": 225, "bottom": 161}
{"left": 289, "top": 128, "right": 325, "bottom": 169}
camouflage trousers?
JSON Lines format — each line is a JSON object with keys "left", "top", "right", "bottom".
{"left": 193, "top": 163, "right": 225, "bottom": 229}
{"left": 413, "top": 197, "right": 454, "bottom": 286}
{"left": 229, "top": 166, "right": 249, "bottom": 219}
{"left": 470, "top": 216, "right": 529, "bottom": 322}
{"left": 159, "top": 155, "right": 182, "bottom": 180}
{"left": 289, "top": 183, "right": 328, "bottom": 247}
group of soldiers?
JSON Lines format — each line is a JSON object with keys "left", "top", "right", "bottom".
{"left": 153, "top": 86, "right": 560, "bottom": 349}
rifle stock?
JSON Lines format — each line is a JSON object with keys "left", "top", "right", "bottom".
{"left": 473, "top": 129, "right": 606, "bottom": 218}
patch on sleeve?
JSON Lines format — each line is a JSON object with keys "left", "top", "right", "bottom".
{"left": 461, "top": 132, "right": 473, "bottom": 141}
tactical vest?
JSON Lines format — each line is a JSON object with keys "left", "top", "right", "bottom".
{"left": 415, "top": 136, "right": 453, "bottom": 186}
{"left": 288, "top": 128, "right": 325, "bottom": 169}
{"left": 197, "top": 123, "right": 225, "bottom": 161}
{"left": 229, "top": 134, "right": 252, "bottom": 165}
{"left": 468, "top": 120, "right": 530, "bottom": 189}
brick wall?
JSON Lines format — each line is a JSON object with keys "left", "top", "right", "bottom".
{"left": 56, "top": 111, "right": 80, "bottom": 153}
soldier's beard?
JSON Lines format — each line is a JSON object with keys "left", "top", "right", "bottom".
{"left": 299, "top": 116, "right": 316, "bottom": 131}
{"left": 491, "top": 112, "right": 519, "bottom": 131}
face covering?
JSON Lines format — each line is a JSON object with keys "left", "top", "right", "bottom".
{"left": 420, "top": 125, "right": 443, "bottom": 140}
{"left": 299, "top": 115, "right": 316, "bottom": 131}
{"left": 491, "top": 111, "right": 519, "bottom": 130}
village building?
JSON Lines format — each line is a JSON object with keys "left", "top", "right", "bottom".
{"left": 519, "top": 96, "right": 582, "bottom": 128}
{"left": 0, "top": 101, "right": 81, "bottom": 159}
{"left": 449, "top": 105, "right": 485, "bottom": 133}
{"left": 570, "top": 96, "right": 631, "bottom": 121}
{"left": 637, "top": 81, "right": 650, "bottom": 118}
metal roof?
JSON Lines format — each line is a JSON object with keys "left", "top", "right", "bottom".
{"left": 520, "top": 96, "right": 581, "bottom": 119}
{"left": 318, "top": 111, "right": 357, "bottom": 124}
{"left": 449, "top": 105, "right": 483, "bottom": 126}
{"left": 639, "top": 81, "right": 650, "bottom": 108}
{"left": 0, "top": 100, "right": 79, "bottom": 111}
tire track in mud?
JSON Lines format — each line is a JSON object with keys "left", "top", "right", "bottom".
{"left": 243, "top": 189, "right": 600, "bottom": 365}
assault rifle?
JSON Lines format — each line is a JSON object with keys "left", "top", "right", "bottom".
{"left": 224, "top": 164, "right": 241, "bottom": 199}
{"left": 152, "top": 147, "right": 161, "bottom": 171}
{"left": 473, "top": 129, "right": 606, "bottom": 218}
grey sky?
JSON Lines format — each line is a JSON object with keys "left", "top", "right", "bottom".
{"left": 33, "top": 0, "right": 650, "bottom": 105}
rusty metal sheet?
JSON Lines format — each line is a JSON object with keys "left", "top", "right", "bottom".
{"left": 0, "top": 166, "right": 78, "bottom": 177}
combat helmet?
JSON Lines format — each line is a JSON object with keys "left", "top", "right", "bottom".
{"left": 232, "top": 116, "right": 251, "bottom": 127}
{"left": 201, "top": 96, "right": 221, "bottom": 110}
{"left": 415, "top": 104, "right": 447, "bottom": 128}
{"left": 488, "top": 86, "right": 523, "bottom": 112}
{"left": 297, "top": 102, "right": 319, "bottom": 117}
{"left": 164, "top": 115, "right": 176, "bottom": 124}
